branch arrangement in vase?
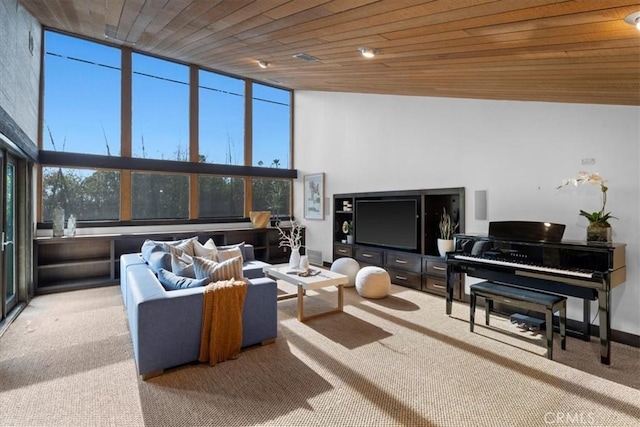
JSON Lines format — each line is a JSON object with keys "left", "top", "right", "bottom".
{"left": 276, "top": 219, "right": 303, "bottom": 250}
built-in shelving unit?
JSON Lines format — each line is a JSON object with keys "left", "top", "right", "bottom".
{"left": 34, "top": 226, "right": 302, "bottom": 294}
{"left": 333, "top": 188, "right": 465, "bottom": 300}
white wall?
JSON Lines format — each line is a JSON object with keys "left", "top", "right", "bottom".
{"left": 294, "top": 91, "right": 640, "bottom": 336}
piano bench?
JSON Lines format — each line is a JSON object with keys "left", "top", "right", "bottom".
{"left": 469, "top": 281, "right": 566, "bottom": 360}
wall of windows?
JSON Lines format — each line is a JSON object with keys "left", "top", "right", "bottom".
{"left": 132, "top": 53, "right": 189, "bottom": 160}
{"left": 199, "top": 176, "right": 245, "bottom": 218}
{"left": 41, "top": 167, "right": 120, "bottom": 221}
{"left": 43, "top": 32, "right": 121, "bottom": 156}
{"left": 131, "top": 172, "right": 189, "bottom": 219}
{"left": 252, "top": 83, "right": 291, "bottom": 168}
{"left": 40, "top": 30, "right": 293, "bottom": 224}
{"left": 199, "top": 70, "right": 245, "bottom": 165}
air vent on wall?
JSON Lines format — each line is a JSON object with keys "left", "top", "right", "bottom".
{"left": 306, "top": 249, "right": 323, "bottom": 267}
{"left": 293, "top": 53, "right": 319, "bottom": 62}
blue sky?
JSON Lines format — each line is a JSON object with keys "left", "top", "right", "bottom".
{"left": 43, "top": 31, "right": 291, "bottom": 168}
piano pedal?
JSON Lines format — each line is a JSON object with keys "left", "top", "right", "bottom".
{"left": 510, "top": 313, "right": 545, "bottom": 333}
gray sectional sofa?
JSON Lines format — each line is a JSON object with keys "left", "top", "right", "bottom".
{"left": 119, "top": 243, "right": 278, "bottom": 379}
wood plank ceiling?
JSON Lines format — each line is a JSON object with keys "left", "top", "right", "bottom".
{"left": 19, "top": 0, "right": 640, "bottom": 105}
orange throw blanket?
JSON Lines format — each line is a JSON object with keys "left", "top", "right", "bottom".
{"left": 198, "top": 279, "right": 248, "bottom": 365}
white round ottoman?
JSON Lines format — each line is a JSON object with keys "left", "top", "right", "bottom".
{"left": 330, "top": 257, "right": 360, "bottom": 287}
{"left": 355, "top": 266, "right": 390, "bottom": 299}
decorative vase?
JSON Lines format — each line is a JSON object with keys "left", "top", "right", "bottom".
{"left": 52, "top": 205, "right": 65, "bottom": 237}
{"left": 289, "top": 247, "right": 301, "bottom": 270}
{"left": 299, "top": 255, "right": 310, "bottom": 271}
{"left": 249, "top": 211, "right": 270, "bottom": 228}
{"left": 66, "top": 214, "right": 76, "bottom": 237}
{"left": 587, "top": 223, "right": 612, "bottom": 243}
{"left": 346, "top": 235, "right": 354, "bottom": 244}
{"left": 437, "top": 238, "right": 454, "bottom": 257}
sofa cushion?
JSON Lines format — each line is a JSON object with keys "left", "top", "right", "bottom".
{"left": 147, "top": 251, "right": 172, "bottom": 274}
{"left": 242, "top": 259, "right": 271, "bottom": 279}
{"left": 193, "top": 238, "right": 217, "bottom": 259}
{"left": 171, "top": 254, "right": 195, "bottom": 278}
{"left": 193, "top": 256, "right": 244, "bottom": 282}
{"left": 157, "top": 268, "right": 209, "bottom": 291}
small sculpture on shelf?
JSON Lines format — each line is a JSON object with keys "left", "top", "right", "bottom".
{"left": 342, "top": 220, "right": 354, "bottom": 244}
{"left": 52, "top": 204, "right": 64, "bottom": 237}
{"left": 66, "top": 214, "right": 77, "bottom": 237}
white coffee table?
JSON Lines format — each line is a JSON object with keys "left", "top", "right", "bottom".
{"left": 263, "top": 264, "right": 348, "bottom": 322}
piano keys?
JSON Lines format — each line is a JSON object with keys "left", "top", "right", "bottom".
{"left": 445, "top": 221, "right": 626, "bottom": 365}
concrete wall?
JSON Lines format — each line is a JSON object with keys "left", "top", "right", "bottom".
{"left": 0, "top": 0, "right": 41, "bottom": 144}
{"left": 293, "top": 91, "right": 640, "bottom": 336}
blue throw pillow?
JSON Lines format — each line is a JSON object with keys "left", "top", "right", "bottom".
{"left": 141, "top": 240, "right": 165, "bottom": 263}
{"left": 147, "top": 251, "right": 172, "bottom": 274}
{"left": 157, "top": 268, "right": 208, "bottom": 291}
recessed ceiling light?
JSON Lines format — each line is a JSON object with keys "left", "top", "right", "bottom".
{"left": 358, "top": 47, "right": 379, "bottom": 58}
{"left": 624, "top": 11, "right": 640, "bottom": 30}
{"left": 258, "top": 60, "right": 270, "bottom": 68}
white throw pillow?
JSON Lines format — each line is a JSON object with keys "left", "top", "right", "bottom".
{"left": 193, "top": 238, "right": 217, "bottom": 259}
{"left": 193, "top": 256, "right": 244, "bottom": 282}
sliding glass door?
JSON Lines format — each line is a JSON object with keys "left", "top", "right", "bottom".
{"left": 1, "top": 152, "right": 17, "bottom": 318}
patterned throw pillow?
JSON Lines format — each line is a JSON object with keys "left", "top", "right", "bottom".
{"left": 157, "top": 268, "right": 208, "bottom": 291}
{"left": 217, "top": 242, "right": 246, "bottom": 259}
{"left": 193, "top": 256, "right": 244, "bottom": 282}
{"left": 164, "top": 243, "right": 185, "bottom": 258}
{"left": 141, "top": 237, "right": 196, "bottom": 261}
{"left": 171, "top": 253, "right": 195, "bottom": 278}
{"left": 163, "top": 237, "right": 196, "bottom": 257}
{"left": 173, "top": 237, "right": 197, "bottom": 256}
{"left": 216, "top": 246, "right": 244, "bottom": 263}
{"left": 193, "top": 238, "right": 217, "bottom": 259}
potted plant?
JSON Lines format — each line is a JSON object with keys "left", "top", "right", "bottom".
{"left": 558, "top": 171, "right": 617, "bottom": 242}
{"left": 342, "top": 220, "right": 354, "bottom": 244}
{"left": 437, "top": 207, "right": 459, "bottom": 257}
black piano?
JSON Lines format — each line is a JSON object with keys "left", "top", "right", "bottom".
{"left": 446, "top": 221, "right": 626, "bottom": 365}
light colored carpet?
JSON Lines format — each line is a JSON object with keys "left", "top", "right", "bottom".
{"left": 1, "top": 283, "right": 639, "bottom": 427}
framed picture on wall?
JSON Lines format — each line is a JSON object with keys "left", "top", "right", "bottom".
{"left": 303, "top": 173, "right": 324, "bottom": 220}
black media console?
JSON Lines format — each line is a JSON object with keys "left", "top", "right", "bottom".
{"left": 333, "top": 188, "right": 465, "bottom": 300}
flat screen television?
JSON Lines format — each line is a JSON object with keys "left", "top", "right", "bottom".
{"left": 355, "top": 199, "right": 419, "bottom": 251}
